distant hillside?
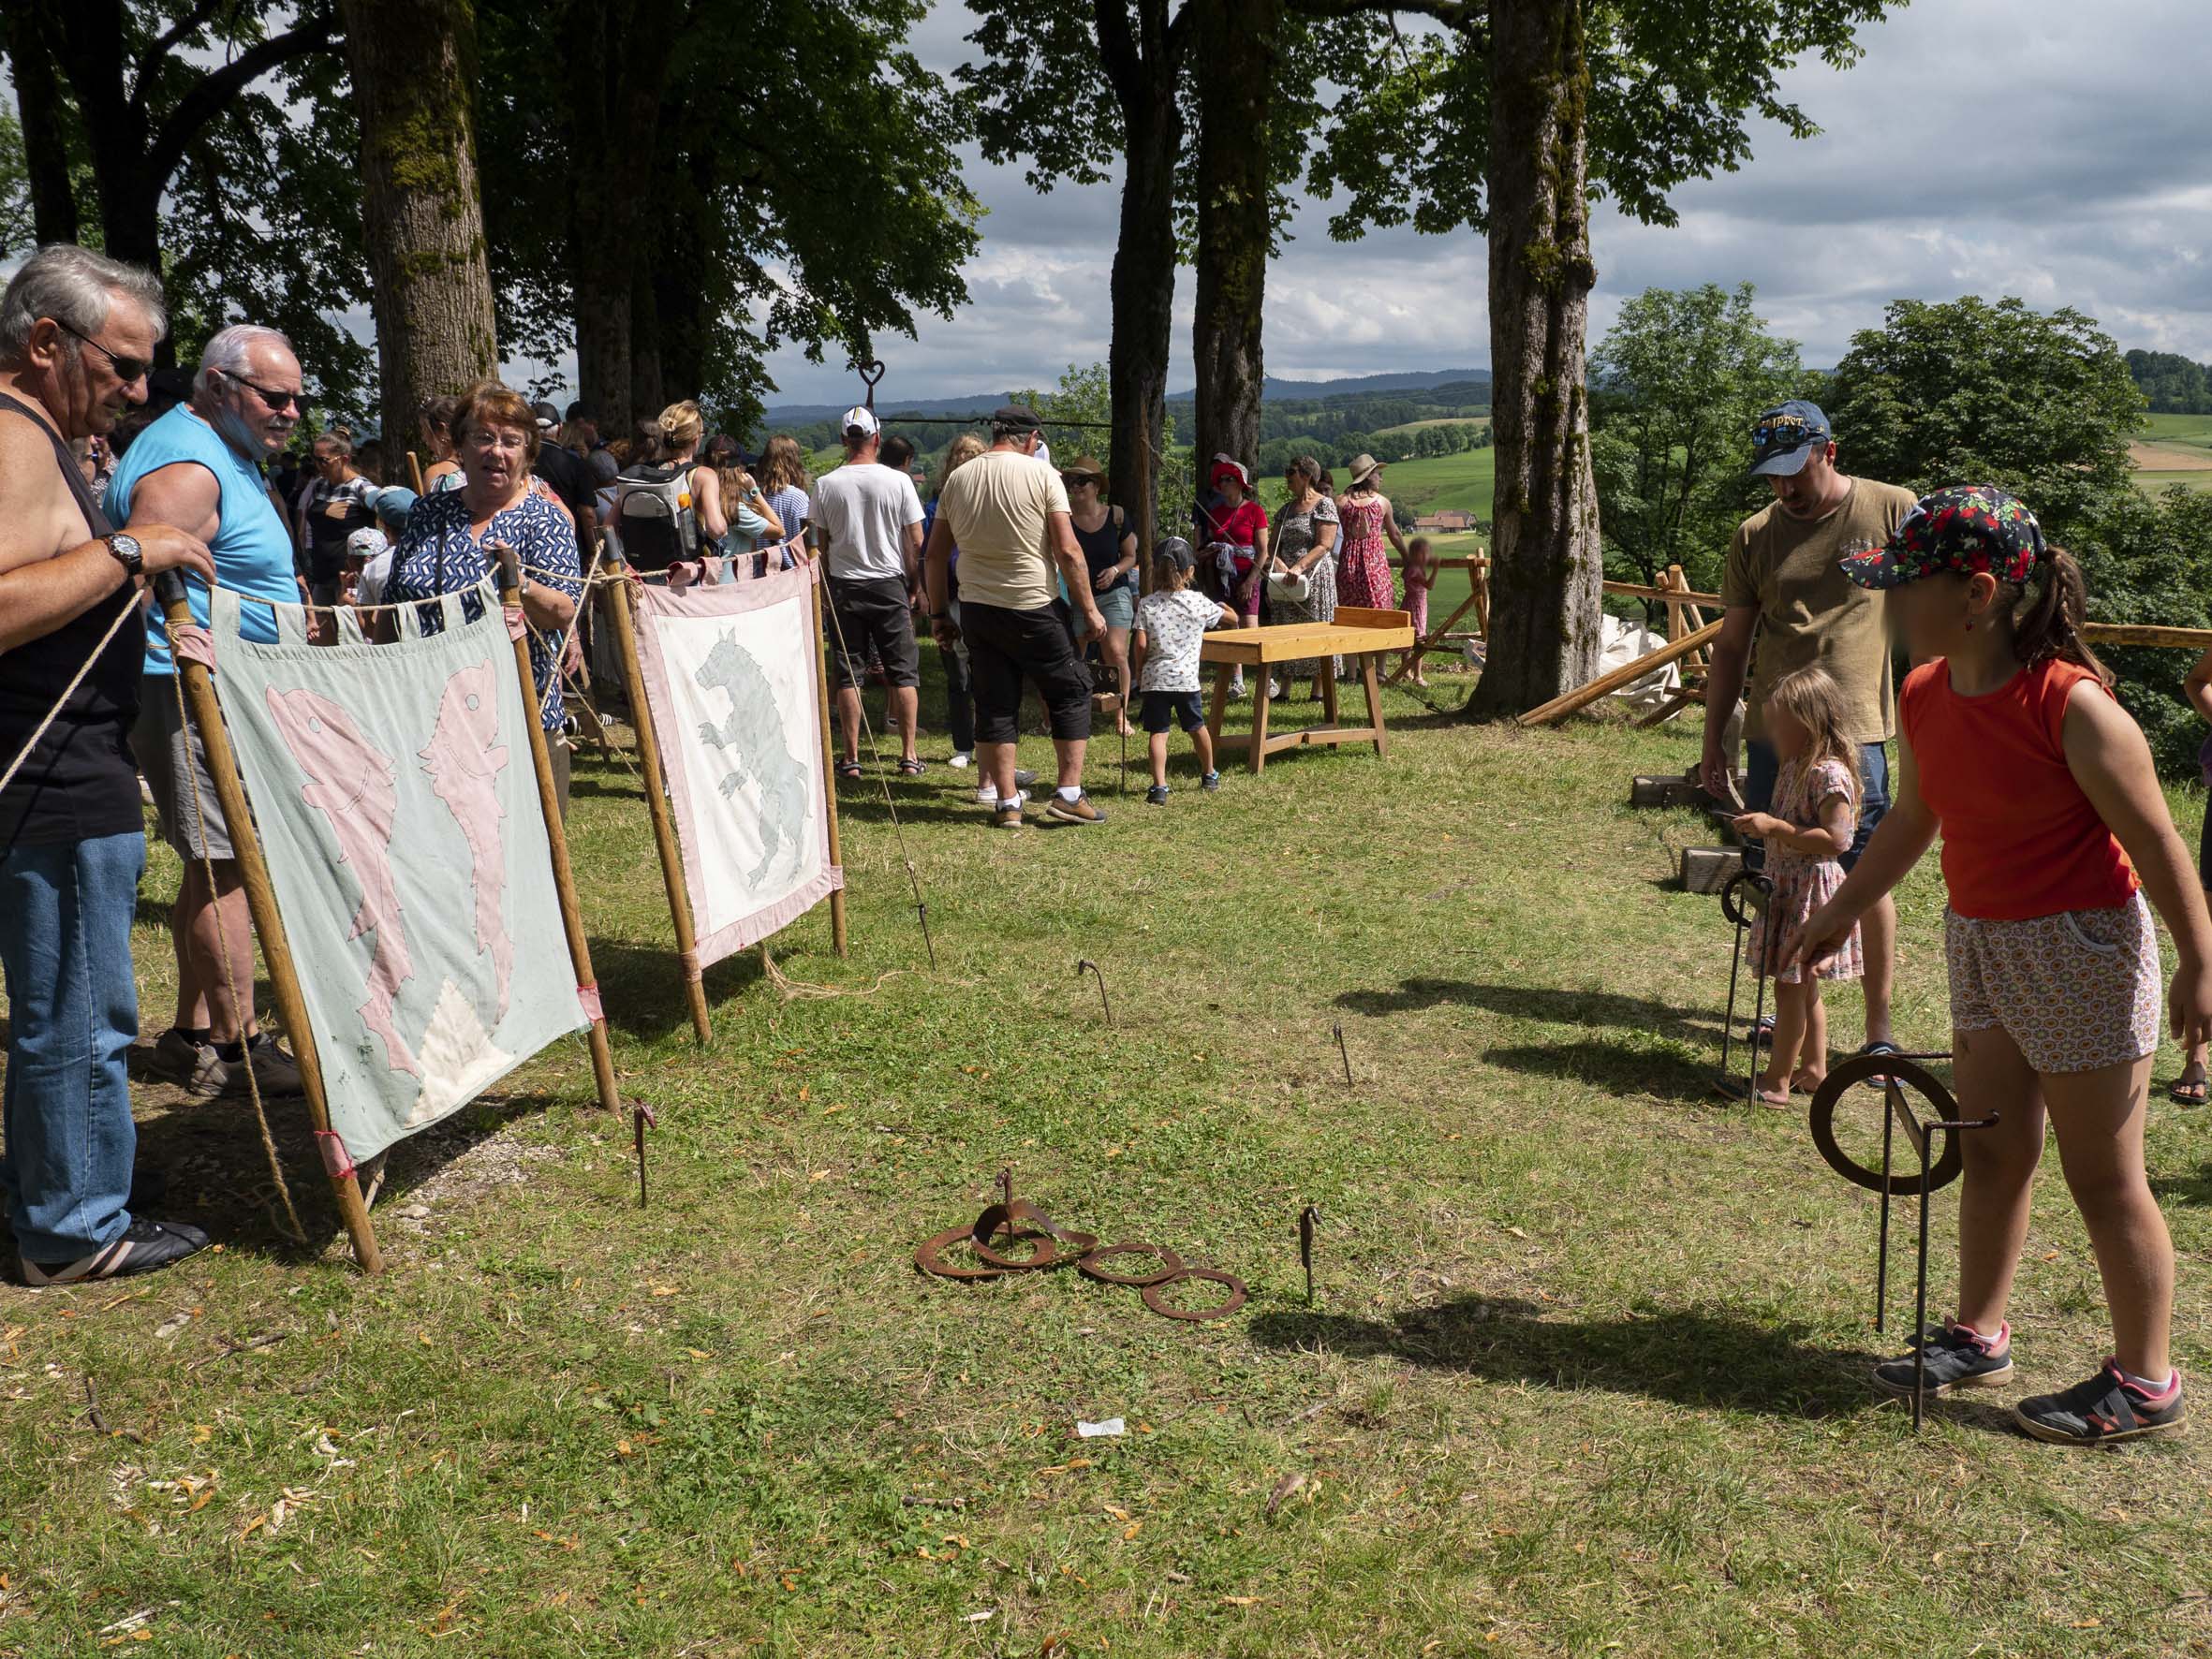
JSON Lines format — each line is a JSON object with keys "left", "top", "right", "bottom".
{"left": 759, "top": 368, "right": 1493, "bottom": 429}
{"left": 1168, "top": 368, "right": 1491, "bottom": 403}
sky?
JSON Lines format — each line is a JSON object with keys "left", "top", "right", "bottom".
{"left": 745, "top": 0, "right": 2212, "bottom": 410}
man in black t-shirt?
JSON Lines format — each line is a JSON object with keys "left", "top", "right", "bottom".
{"left": 531, "top": 401, "right": 597, "bottom": 560}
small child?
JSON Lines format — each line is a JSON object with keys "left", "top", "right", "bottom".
{"left": 1130, "top": 536, "right": 1235, "bottom": 803}
{"left": 1732, "top": 665, "right": 1863, "bottom": 1106}
{"left": 1401, "top": 536, "right": 1437, "bottom": 685}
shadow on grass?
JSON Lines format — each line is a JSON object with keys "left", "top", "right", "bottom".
{"left": 1335, "top": 979, "right": 1723, "bottom": 1044}
{"left": 1480, "top": 1039, "right": 1724, "bottom": 1105}
{"left": 1252, "top": 1295, "right": 1907, "bottom": 1421}
{"left": 2149, "top": 1162, "right": 2212, "bottom": 1206}
{"left": 585, "top": 933, "right": 770, "bottom": 1042}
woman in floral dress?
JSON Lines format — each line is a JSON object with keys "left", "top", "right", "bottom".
{"left": 1334, "top": 452, "right": 1409, "bottom": 616}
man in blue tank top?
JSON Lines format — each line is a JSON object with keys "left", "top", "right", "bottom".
{"left": 110, "top": 325, "right": 312, "bottom": 1103}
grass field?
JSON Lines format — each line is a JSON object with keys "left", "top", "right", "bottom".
{"left": 8, "top": 660, "right": 2212, "bottom": 1655}
{"left": 2137, "top": 413, "right": 2212, "bottom": 496}
{"left": 1372, "top": 417, "right": 1492, "bottom": 439}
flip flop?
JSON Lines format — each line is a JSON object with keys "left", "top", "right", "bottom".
{"left": 2170, "top": 1075, "right": 2208, "bottom": 1107}
{"left": 1857, "top": 1039, "right": 1903, "bottom": 1092}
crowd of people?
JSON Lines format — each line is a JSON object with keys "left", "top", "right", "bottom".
{"left": 7, "top": 242, "right": 2212, "bottom": 1453}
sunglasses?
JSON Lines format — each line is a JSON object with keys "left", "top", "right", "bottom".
{"left": 55, "top": 318, "right": 151, "bottom": 387}
{"left": 217, "top": 367, "right": 304, "bottom": 414}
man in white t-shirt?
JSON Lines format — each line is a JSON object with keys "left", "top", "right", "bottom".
{"left": 809, "top": 406, "right": 925, "bottom": 775}
{"left": 923, "top": 404, "right": 1106, "bottom": 829}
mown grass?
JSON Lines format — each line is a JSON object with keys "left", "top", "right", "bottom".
{"left": 6, "top": 661, "right": 2212, "bottom": 1656}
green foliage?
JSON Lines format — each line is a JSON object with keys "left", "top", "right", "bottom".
{"left": 2127, "top": 349, "right": 2212, "bottom": 416}
{"left": 2070, "top": 486, "right": 2212, "bottom": 779}
{"left": 1587, "top": 282, "right": 1804, "bottom": 590}
{"left": 0, "top": 103, "right": 30, "bottom": 257}
{"left": 1825, "top": 296, "right": 2144, "bottom": 543}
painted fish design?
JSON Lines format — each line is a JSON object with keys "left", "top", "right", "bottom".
{"left": 419, "top": 660, "right": 513, "bottom": 1016}
{"left": 262, "top": 685, "right": 420, "bottom": 1077}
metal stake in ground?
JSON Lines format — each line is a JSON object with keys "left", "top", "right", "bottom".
{"left": 1076, "top": 959, "right": 1112, "bottom": 1025}
{"left": 1299, "top": 1205, "right": 1320, "bottom": 1305}
{"left": 631, "top": 1099, "right": 658, "bottom": 1207}
{"left": 1333, "top": 1021, "right": 1353, "bottom": 1085}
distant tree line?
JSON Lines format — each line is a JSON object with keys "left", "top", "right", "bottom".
{"left": 2128, "top": 349, "right": 2212, "bottom": 415}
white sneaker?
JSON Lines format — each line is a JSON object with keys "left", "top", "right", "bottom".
{"left": 1268, "top": 679, "right": 1284, "bottom": 699}
{"left": 1231, "top": 680, "right": 1249, "bottom": 701}
{"left": 949, "top": 751, "right": 973, "bottom": 769}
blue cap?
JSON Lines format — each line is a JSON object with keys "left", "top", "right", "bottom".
{"left": 1748, "top": 401, "right": 1833, "bottom": 477}
{"left": 369, "top": 484, "right": 419, "bottom": 531}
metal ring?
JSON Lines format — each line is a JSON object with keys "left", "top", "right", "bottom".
{"left": 1078, "top": 1242, "right": 1186, "bottom": 1288}
{"left": 915, "top": 1225, "right": 1005, "bottom": 1282}
{"left": 1141, "top": 1268, "right": 1248, "bottom": 1322}
{"left": 969, "top": 1229, "right": 1062, "bottom": 1271}
{"left": 1808, "top": 1052, "right": 1966, "bottom": 1196}
{"left": 972, "top": 1201, "right": 1096, "bottom": 1263}
{"left": 1718, "top": 870, "right": 1771, "bottom": 928}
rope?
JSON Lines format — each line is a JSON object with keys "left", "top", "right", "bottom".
{"left": 165, "top": 667, "right": 307, "bottom": 1245}
{"left": 0, "top": 587, "right": 141, "bottom": 800}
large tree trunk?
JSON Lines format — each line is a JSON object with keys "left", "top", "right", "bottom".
{"left": 1190, "top": 0, "right": 1278, "bottom": 476}
{"left": 1464, "top": 0, "right": 1604, "bottom": 719}
{"left": 1102, "top": 3, "right": 1183, "bottom": 592}
{"left": 567, "top": 0, "right": 678, "bottom": 437}
{"left": 3, "top": 18, "right": 81, "bottom": 245}
{"left": 340, "top": 0, "right": 499, "bottom": 448}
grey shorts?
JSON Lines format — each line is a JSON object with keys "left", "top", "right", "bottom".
{"left": 1945, "top": 892, "right": 2161, "bottom": 1074}
{"left": 129, "top": 674, "right": 232, "bottom": 860}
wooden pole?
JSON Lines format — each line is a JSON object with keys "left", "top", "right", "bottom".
{"left": 811, "top": 569, "right": 848, "bottom": 957}
{"left": 1517, "top": 616, "right": 1725, "bottom": 727}
{"left": 406, "top": 449, "right": 426, "bottom": 496}
{"left": 601, "top": 554, "right": 713, "bottom": 1043}
{"left": 2081, "top": 623, "right": 2212, "bottom": 649}
{"left": 152, "top": 576, "right": 384, "bottom": 1275}
{"left": 492, "top": 549, "right": 624, "bottom": 1112}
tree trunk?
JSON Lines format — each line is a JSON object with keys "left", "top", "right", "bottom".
{"left": 629, "top": 254, "right": 665, "bottom": 426}
{"left": 1103, "top": 9, "right": 1183, "bottom": 593}
{"left": 1464, "top": 0, "right": 1603, "bottom": 720}
{"left": 1190, "top": 0, "right": 1278, "bottom": 475}
{"left": 566, "top": 0, "right": 678, "bottom": 438}
{"left": 339, "top": 0, "right": 500, "bottom": 448}
{"left": 4, "top": 18, "right": 81, "bottom": 245}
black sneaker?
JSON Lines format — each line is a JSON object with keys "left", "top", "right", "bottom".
{"left": 19, "top": 1216, "right": 211, "bottom": 1286}
{"left": 1201, "top": 771, "right": 1220, "bottom": 792}
{"left": 2014, "top": 1361, "right": 2186, "bottom": 1446}
{"left": 1145, "top": 785, "right": 1170, "bottom": 805}
{"left": 1872, "top": 1320, "right": 2015, "bottom": 1398}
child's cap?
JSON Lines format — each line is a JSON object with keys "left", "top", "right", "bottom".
{"left": 1840, "top": 484, "right": 2045, "bottom": 590}
{"left": 1153, "top": 536, "right": 1196, "bottom": 573}
{"left": 346, "top": 525, "right": 390, "bottom": 563}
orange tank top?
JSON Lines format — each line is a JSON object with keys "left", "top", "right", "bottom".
{"left": 1900, "top": 656, "right": 2138, "bottom": 920}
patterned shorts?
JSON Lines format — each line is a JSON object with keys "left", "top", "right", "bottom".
{"left": 1944, "top": 893, "right": 2161, "bottom": 1074}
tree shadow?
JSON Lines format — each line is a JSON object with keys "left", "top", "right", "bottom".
{"left": 1248, "top": 1295, "right": 2015, "bottom": 1432}
{"left": 582, "top": 933, "right": 772, "bottom": 1043}
{"left": 2149, "top": 1162, "right": 2212, "bottom": 1207}
{"left": 1334, "top": 979, "right": 1721, "bottom": 1045}
{"left": 1479, "top": 1038, "right": 1726, "bottom": 1105}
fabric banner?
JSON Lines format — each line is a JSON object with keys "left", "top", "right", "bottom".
{"left": 629, "top": 558, "right": 842, "bottom": 967}
{"left": 208, "top": 582, "right": 588, "bottom": 1163}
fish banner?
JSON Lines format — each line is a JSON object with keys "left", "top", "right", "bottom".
{"left": 207, "top": 583, "right": 588, "bottom": 1164}
{"left": 629, "top": 559, "right": 842, "bottom": 969}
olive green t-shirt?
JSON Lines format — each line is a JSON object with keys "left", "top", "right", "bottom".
{"left": 1722, "top": 477, "right": 1916, "bottom": 745}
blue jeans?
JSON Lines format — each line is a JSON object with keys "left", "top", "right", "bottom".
{"left": 1743, "top": 740, "right": 1890, "bottom": 875}
{"left": 0, "top": 831, "right": 144, "bottom": 1263}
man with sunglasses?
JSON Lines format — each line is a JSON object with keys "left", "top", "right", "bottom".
{"left": 109, "top": 324, "right": 311, "bottom": 1105}
{"left": 0, "top": 244, "right": 220, "bottom": 1285}
{"left": 1699, "top": 400, "right": 1917, "bottom": 1072}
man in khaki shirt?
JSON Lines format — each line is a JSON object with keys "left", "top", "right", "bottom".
{"left": 1700, "top": 400, "right": 1916, "bottom": 1064}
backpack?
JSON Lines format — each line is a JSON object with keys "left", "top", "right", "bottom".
{"left": 613, "top": 462, "right": 698, "bottom": 572}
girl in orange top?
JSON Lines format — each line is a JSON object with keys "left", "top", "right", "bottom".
{"left": 1800, "top": 485, "right": 2212, "bottom": 1446}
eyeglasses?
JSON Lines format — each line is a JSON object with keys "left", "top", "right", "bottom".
{"left": 216, "top": 367, "right": 303, "bottom": 414}
{"left": 54, "top": 319, "right": 151, "bottom": 387}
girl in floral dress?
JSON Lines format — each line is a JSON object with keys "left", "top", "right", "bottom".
{"left": 1734, "top": 664, "right": 1863, "bottom": 1106}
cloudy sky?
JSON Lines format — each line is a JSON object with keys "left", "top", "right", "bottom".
{"left": 752, "top": 0, "right": 2212, "bottom": 408}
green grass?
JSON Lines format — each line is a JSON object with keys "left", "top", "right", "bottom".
{"left": 1372, "top": 416, "right": 1492, "bottom": 439}
{"left": 8, "top": 663, "right": 2212, "bottom": 1655}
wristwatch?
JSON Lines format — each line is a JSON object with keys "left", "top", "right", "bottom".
{"left": 105, "top": 532, "right": 143, "bottom": 578}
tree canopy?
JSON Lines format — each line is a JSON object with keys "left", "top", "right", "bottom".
{"left": 2127, "top": 349, "right": 2212, "bottom": 416}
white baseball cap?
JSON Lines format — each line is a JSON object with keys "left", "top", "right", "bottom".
{"left": 841, "top": 406, "right": 880, "bottom": 437}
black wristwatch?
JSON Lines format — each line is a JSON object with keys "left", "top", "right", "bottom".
{"left": 105, "top": 532, "right": 143, "bottom": 579}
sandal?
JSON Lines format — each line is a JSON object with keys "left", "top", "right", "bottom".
{"left": 2171, "top": 1072, "right": 2208, "bottom": 1107}
{"left": 1856, "top": 1039, "right": 1903, "bottom": 1092}
{"left": 896, "top": 757, "right": 926, "bottom": 777}
{"left": 834, "top": 758, "right": 863, "bottom": 782}
{"left": 1753, "top": 1082, "right": 1793, "bottom": 1110}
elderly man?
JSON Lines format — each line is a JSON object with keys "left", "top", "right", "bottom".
{"left": 925, "top": 404, "right": 1107, "bottom": 829}
{"left": 1700, "top": 400, "right": 1917, "bottom": 1069}
{"left": 0, "top": 244, "right": 216, "bottom": 1285}
{"left": 109, "top": 324, "right": 313, "bottom": 1102}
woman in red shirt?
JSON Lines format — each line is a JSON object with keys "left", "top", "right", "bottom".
{"left": 1800, "top": 485, "right": 2212, "bottom": 1446}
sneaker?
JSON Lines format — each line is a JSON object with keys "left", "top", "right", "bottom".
{"left": 1872, "top": 1320, "right": 2015, "bottom": 1399}
{"left": 993, "top": 802, "right": 1024, "bottom": 830}
{"left": 1045, "top": 792, "right": 1106, "bottom": 826}
{"left": 1231, "top": 680, "right": 1249, "bottom": 700}
{"left": 19, "top": 1216, "right": 211, "bottom": 1286}
{"left": 949, "top": 751, "right": 973, "bottom": 770}
{"left": 978, "top": 786, "right": 1028, "bottom": 811}
{"left": 1145, "top": 785, "right": 1170, "bottom": 805}
{"left": 2014, "top": 1361, "right": 2185, "bottom": 1446}
{"left": 1013, "top": 768, "right": 1039, "bottom": 789}
{"left": 1268, "top": 679, "right": 1283, "bottom": 699}
{"left": 1201, "top": 771, "right": 1220, "bottom": 793}
{"left": 146, "top": 1028, "right": 225, "bottom": 1099}
{"left": 216, "top": 1035, "right": 306, "bottom": 1100}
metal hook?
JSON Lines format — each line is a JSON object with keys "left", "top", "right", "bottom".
{"left": 1299, "top": 1205, "right": 1320, "bottom": 1305}
{"left": 630, "top": 1098, "right": 658, "bottom": 1208}
{"left": 1075, "top": 959, "right": 1112, "bottom": 1026}
{"left": 1332, "top": 1021, "right": 1353, "bottom": 1085}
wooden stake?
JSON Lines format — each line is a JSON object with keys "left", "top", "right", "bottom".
{"left": 811, "top": 568, "right": 848, "bottom": 957}
{"left": 152, "top": 577, "right": 383, "bottom": 1275}
{"left": 406, "top": 449, "right": 426, "bottom": 496}
{"left": 602, "top": 554, "right": 713, "bottom": 1043}
{"left": 492, "top": 549, "right": 624, "bottom": 1113}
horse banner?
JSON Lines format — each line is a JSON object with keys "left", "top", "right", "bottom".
{"left": 206, "top": 583, "right": 588, "bottom": 1165}
{"left": 627, "top": 558, "right": 843, "bottom": 970}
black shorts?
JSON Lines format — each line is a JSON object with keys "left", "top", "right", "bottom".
{"left": 959, "top": 599, "right": 1092, "bottom": 744}
{"left": 1141, "top": 690, "right": 1205, "bottom": 734}
{"left": 825, "top": 576, "right": 921, "bottom": 692}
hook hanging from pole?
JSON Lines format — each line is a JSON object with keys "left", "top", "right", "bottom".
{"left": 858, "top": 360, "right": 886, "bottom": 414}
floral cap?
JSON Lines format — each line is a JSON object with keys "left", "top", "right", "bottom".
{"left": 1838, "top": 484, "right": 2047, "bottom": 590}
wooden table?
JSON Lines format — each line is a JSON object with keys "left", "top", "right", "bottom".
{"left": 1201, "top": 606, "right": 1417, "bottom": 774}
